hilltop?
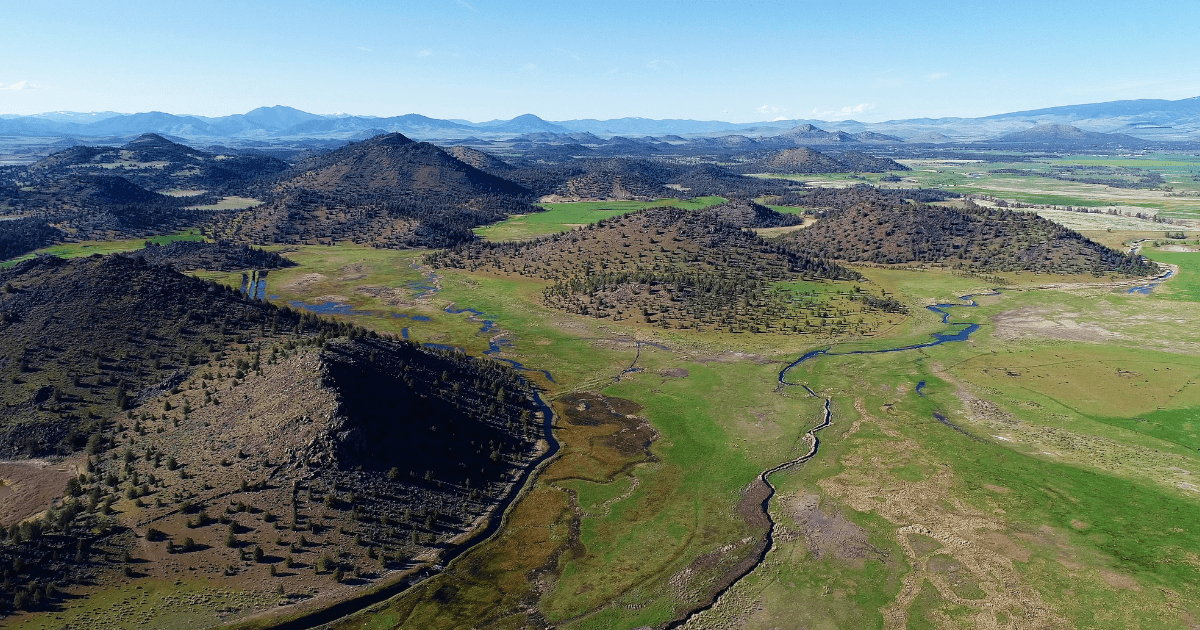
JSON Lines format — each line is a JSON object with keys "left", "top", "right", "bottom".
{"left": 427, "top": 201, "right": 909, "bottom": 335}
{"left": 211, "top": 133, "right": 535, "bottom": 247}
{"left": 779, "top": 187, "right": 1156, "bottom": 275}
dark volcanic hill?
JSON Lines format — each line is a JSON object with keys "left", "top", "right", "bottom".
{"left": 0, "top": 217, "right": 65, "bottom": 261}
{"left": 701, "top": 198, "right": 805, "bottom": 228}
{"left": 123, "top": 240, "right": 295, "bottom": 272}
{"left": 497, "top": 158, "right": 796, "bottom": 201}
{"left": 4, "top": 174, "right": 199, "bottom": 241}
{"left": 211, "top": 132, "right": 535, "bottom": 247}
{"left": 543, "top": 159, "right": 676, "bottom": 201}
{"left": 780, "top": 189, "right": 1155, "bottom": 275}
{"left": 748, "top": 148, "right": 847, "bottom": 174}
{"left": 28, "top": 133, "right": 288, "bottom": 192}
{"left": 827, "top": 152, "right": 909, "bottom": 172}
{"left": 429, "top": 203, "right": 864, "bottom": 333}
{"left": 745, "top": 148, "right": 908, "bottom": 174}
{"left": 446, "top": 145, "right": 516, "bottom": 173}
{"left": 0, "top": 252, "right": 546, "bottom": 610}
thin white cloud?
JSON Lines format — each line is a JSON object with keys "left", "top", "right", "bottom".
{"left": 809, "top": 103, "right": 876, "bottom": 120}
{"left": 925, "top": 72, "right": 949, "bottom": 82}
{"left": 0, "top": 81, "right": 36, "bottom": 91}
{"left": 357, "top": 46, "right": 374, "bottom": 52}
{"left": 455, "top": 0, "right": 477, "bottom": 11}
{"left": 773, "top": 116, "right": 788, "bottom": 121}
{"left": 757, "top": 104, "right": 781, "bottom": 114}
{"left": 417, "top": 49, "right": 433, "bottom": 57}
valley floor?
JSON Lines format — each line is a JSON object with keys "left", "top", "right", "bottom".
{"left": 7, "top": 230, "right": 1200, "bottom": 630}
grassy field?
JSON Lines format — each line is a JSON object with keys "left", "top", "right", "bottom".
{"left": 475, "top": 197, "right": 725, "bottom": 241}
{"left": 1143, "top": 246, "right": 1200, "bottom": 302}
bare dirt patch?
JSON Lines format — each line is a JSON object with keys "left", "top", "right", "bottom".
{"left": 282, "top": 272, "right": 328, "bottom": 292}
{"left": 992, "top": 307, "right": 1121, "bottom": 343}
{"left": 354, "top": 285, "right": 417, "bottom": 308}
{"left": 338, "top": 263, "right": 367, "bottom": 281}
{"left": 779, "top": 493, "right": 875, "bottom": 565}
{"left": 0, "top": 457, "right": 81, "bottom": 526}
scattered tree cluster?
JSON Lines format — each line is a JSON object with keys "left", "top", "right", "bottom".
{"left": 429, "top": 202, "right": 884, "bottom": 334}
{"left": 0, "top": 217, "right": 63, "bottom": 261}
{"left": 779, "top": 190, "right": 1157, "bottom": 276}
{"left": 124, "top": 240, "right": 295, "bottom": 272}
{"left": 210, "top": 133, "right": 535, "bottom": 248}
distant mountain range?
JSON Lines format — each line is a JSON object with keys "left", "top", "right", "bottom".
{"left": 1, "top": 96, "right": 1198, "bottom": 143}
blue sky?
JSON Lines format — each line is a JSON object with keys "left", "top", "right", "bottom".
{"left": 1, "top": 0, "right": 1197, "bottom": 122}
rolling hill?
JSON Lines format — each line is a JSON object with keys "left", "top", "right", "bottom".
{"left": 3, "top": 174, "right": 199, "bottom": 241}
{"left": 28, "top": 134, "right": 288, "bottom": 192}
{"left": 428, "top": 201, "right": 883, "bottom": 334}
{"left": 779, "top": 188, "right": 1156, "bottom": 275}
{"left": 210, "top": 132, "right": 535, "bottom": 247}
{"left": 742, "top": 148, "right": 908, "bottom": 174}
{"left": 0, "top": 252, "right": 547, "bottom": 612}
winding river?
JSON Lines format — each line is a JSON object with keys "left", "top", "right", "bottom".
{"left": 667, "top": 294, "right": 989, "bottom": 628}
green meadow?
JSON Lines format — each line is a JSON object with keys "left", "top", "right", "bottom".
{"left": 475, "top": 196, "right": 725, "bottom": 241}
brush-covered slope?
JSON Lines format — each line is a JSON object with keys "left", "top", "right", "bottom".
{"left": 500, "top": 158, "right": 794, "bottom": 201}
{"left": 123, "top": 240, "right": 295, "bottom": 272}
{"left": 0, "top": 253, "right": 546, "bottom": 613}
{"left": 430, "top": 202, "right": 874, "bottom": 334}
{"left": 544, "top": 160, "right": 676, "bottom": 201}
{"left": 3, "top": 174, "right": 198, "bottom": 240}
{"left": 446, "top": 145, "right": 516, "bottom": 173}
{"left": 0, "top": 217, "right": 64, "bottom": 261}
{"left": 782, "top": 191, "right": 1156, "bottom": 275}
{"left": 0, "top": 254, "right": 288, "bottom": 457}
{"left": 212, "top": 132, "right": 535, "bottom": 247}
{"left": 28, "top": 133, "right": 288, "bottom": 192}
{"left": 746, "top": 148, "right": 908, "bottom": 174}
{"left": 749, "top": 147, "right": 846, "bottom": 174}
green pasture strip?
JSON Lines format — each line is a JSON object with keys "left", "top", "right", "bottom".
{"left": 1, "top": 229, "right": 205, "bottom": 268}
{"left": 475, "top": 196, "right": 726, "bottom": 241}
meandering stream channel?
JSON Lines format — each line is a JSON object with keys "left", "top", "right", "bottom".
{"left": 666, "top": 293, "right": 991, "bottom": 628}
{"left": 264, "top": 262, "right": 1173, "bottom": 629}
